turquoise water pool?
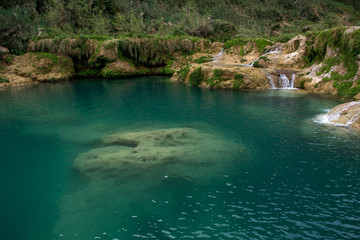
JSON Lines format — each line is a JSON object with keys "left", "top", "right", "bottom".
{"left": 0, "top": 77, "right": 359, "bottom": 240}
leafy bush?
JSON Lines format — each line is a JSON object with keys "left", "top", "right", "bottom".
{"left": 189, "top": 67, "right": 204, "bottom": 86}
{"left": 0, "top": 75, "right": 9, "bottom": 83}
{"left": 233, "top": 74, "right": 245, "bottom": 89}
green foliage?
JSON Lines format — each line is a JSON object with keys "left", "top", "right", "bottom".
{"left": 0, "top": 6, "right": 45, "bottom": 54}
{"left": 316, "top": 57, "right": 341, "bottom": 75}
{"left": 234, "top": 74, "right": 244, "bottom": 81}
{"left": 224, "top": 38, "right": 272, "bottom": 54}
{"left": 239, "top": 46, "right": 245, "bottom": 56}
{"left": 213, "top": 69, "right": 223, "bottom": 78}
{"left": 118, "top": 37, "right": 198, "bottom": 67}
{"left": 333, "top": 81, "right": 353, "bottom": 97}
{"left": 177, "top": 65, "right": 190, "bottom": 81}
{"left": 0, "top": 75, "right": 9, "bottom": 83}
{"left": 232, "top": 73, "right": 245, "bottom": 89}
{"left": 253, "top": 61, "right": 263, "bottom": 68}
{"left": 189, "top": 67, "right": 204, "bottom": 86}
{"left": 2, "top": 0, "right": 360, "bottom": 54}
{"left": 75, "top": 69, "right": 101, "bottom": 77}
{"left": 254, "top": 38, "right": 273, "bottom": 53}
{"left": 300, "top": 80, "right": 305, "bottom": 88}
{"left": 224, "top": 39, "right": 249, "bottom": 49}
{"left": 193, "top": 56, "right": 212, "bottom": 64}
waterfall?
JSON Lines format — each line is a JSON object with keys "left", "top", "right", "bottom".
{"left": 290, "top": 74, "right": 295, "bottom": 88}
{"left": 266, "top": 72, "right": 296, "bottom": 89}
{"left": 247, "top": 49, "right": 281, "bottom": 67}
{"left": 278, "top": 73, "right": 296, "bottom": 89}
{"left": 266, "top": 72, "right": 276, "bottom": 89}
{"left": 212, "top": 48, "right": 224, "bottom": 62}
{"left": 315, "top": 101, "right": 360, "bottom": 126}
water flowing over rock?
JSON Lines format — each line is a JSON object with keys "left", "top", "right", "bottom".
{"left": 316, "top": 101, "right": 360, "bottom": 129}
{"left": 266, "top": 72, "right": 276, "bottom": 89}
{"left": 212, "top": 48, "right": 224, "bottom": 62}
{"left": 265, "top": 71, "right": 296, "bottom": 89}
{"left": 278, "top": 73, "right": 296, "bottom": 89}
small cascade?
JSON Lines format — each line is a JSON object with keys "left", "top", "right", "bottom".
{"left": 212, "top": 48, "right": 224, "bottom": 62}
{"left": 279, "top": 74, "right": 290, "bottom": 88}
{"left": 290, "top": 74, "right": 295, "bottom": 88}
{"left": 266, "top": 72, "right": 276, "bottom": 89}
{"left": 315, "top": 101, "right": 360, "bottom": 127}
{"left": 247, "top": 49, "right": 281, "bottom": 67}
{"left": 266, "top": 72, "right": 296, "bottom": 89}
{"left": 278, "top": 73, "right": 296, "bottom": 89}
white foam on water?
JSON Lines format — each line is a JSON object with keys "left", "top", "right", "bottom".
{"left": 314, "top": 102, "right": 360, "bottom": 126}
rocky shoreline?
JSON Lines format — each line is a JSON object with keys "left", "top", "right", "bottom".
{"left": 1, "top": 27, "right": 360, "bottom": 129}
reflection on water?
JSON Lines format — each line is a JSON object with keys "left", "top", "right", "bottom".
{"left": 0, "top": 77, "right": 359, "bottom": 240}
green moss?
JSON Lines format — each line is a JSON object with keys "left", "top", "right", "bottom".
{"left": 223, "top": 38, "right": 249, "bottom": 49}
{"left": 259, "top": 56, "right": 268, "bottom": 61}
{"left": 75, "top": 69, "right": 101, "bottom": 77}
{"left": 232, "top": 74, "right": 245, "bottom": 89}
{"left": 0, "top": 75, "right": 10, "bottom": 83}
{"left": 224, "top": 38, "right": 272, "bottom": 53}
{"left": 158, "top": 66, "right": 175, "bottom": 75}
{"left": 254, "top": 38, "right": 273, "bottom": 53}
{"left": 314, "top": 83, "right": 319, "bottom": 88}
{"left": 189, "top": 67, "right": 204, "bottom": 86}
{"left": 234, "top": 74, "right": 244, "bottom": 81}
{"left": 317, "top": 57, "right": 341, "bottom": 75}
{"left": 253, "top": 61, "right": 263, "bottom": 68}
{"left": 300, "top": 80, "right": 305, "bottom": 88}
{"left": 104, "top": 41, "right": 116, "bottom": 50}
{"left": 193, "top": 56, "right": 213, "bottom": 64}
{"left": 177, "top": 65, "right": 190, "bottom": 81}
{"left": 213, "top": 69, "right": 223, "bottom": 78}
{"left": 239, "top": 46, "right": 245, "bottom": 56}
{"left": 5, "top": 55, "right": 14, "bottom": 64}
{"left": 323, "top": 77, "right": 331, "bottom": 82}
{"left": 32, "top": 52, "right": 61, "bottom": 64}
{"left": 102, "top": 69, "right": 126, "bottom": 78}
{"left": 333, "top": 81, "right": 353, "bottom": 97}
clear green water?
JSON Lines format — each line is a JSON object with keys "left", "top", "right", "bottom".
{"left": 1, "top": 77, "right": 360, "bottom": 240}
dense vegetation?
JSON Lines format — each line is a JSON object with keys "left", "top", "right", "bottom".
{"left": 1, "top": 0, "right": 360, "bottom": 53}
{"left": 303, "top": 27, "right": 360, "bottom": 98}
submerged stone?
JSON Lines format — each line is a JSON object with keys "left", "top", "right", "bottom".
{"left": 74, "top": 127, "right": 239, "bottom": 180}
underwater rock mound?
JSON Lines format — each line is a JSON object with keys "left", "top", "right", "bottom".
{"left": 74, "top": 127, "right": 239, "bottom": 179}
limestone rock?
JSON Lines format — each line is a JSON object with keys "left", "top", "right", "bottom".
{"left": 319, "top": 101, "right": 360, "bottom": 130}
{"left": 74, "top": 127, "right": 239, "bottom": 179}
{"left": 0, "top": 46, "right": 9, "bottom": 61}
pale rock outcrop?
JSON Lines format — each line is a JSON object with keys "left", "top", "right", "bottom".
{"left": 0, "top": 53, "right": 74, "bottom": 87}
{"left": 317, "top": 101, "right": 360, "bottom": 130}
{"left": 0, "top": 46, "right": 9, "bottom": 61}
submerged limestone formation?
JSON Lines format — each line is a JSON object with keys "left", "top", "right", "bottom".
{"left": 74, "top": 127, "right": 239, "bottom": 180}
{"left": 317, "top": 101, "right": 360, "bottom": 130}
{"left": 54, "top": 127, "right": 241, "bottom": 238}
